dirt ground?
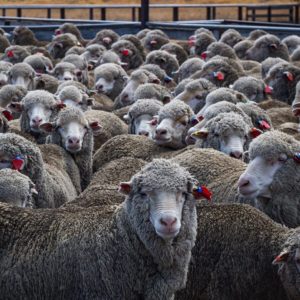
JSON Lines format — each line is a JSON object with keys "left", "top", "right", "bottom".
{"left": 0, "top": 0, "right": 297, "bottom": 21}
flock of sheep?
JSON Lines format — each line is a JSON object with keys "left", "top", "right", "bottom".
{"left": 0, "top": 22, "right": 299, "bottom": 299}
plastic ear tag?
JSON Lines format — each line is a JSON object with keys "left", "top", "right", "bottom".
{"left": 193, "top": 185, "right": 212, "bottom": 201}
{"left": 213, "top": 71, "right": 224, "bottom": 81}
{"left": 12, "top": 155, "right": 24, "bottom": 171}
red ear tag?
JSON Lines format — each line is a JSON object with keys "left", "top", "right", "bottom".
{"left": 213, "top": 71, "right": 224, "bottom": 81}
{"left": 273, "top": 252, "right": 289, "bottom": 263}
{"left": 7, "top": 50, "right": 14, "bottom": 58}
{"left": 197, "top": 115, "right": 204, "bottom": 121}
{"left": 193, "top": 185, "right": 212, "bottom": 201}
{"left": 2, "top": 110, "right": 13, "bottom": 121}
{"left": 122, "top": 49, "right": 129, "bottom": 56}
{"left": 55, "top": 29, "right": 62, "bottom": 36}
{"left": 293, "top": 152, "right": 300, "bottom": 163}
{"left": 264, "top": 85, "right": 273, "bottom": 94}
{"left": 250, "top": 128, "right": 262, "bottom": 138}
{"left": 258, "top": 120, "right": 271, "bottom": 130}
{"left": 201, "top": 52, "right": 207, "bottom": 60}
{"left": 12, "top": 155, "right": 24, "bottom": 171}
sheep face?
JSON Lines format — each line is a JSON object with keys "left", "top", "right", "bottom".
{"left": 131, "top": 114, "right": 156, "bottom": 138}
{"left": 273, "top": 231, "right": 300, "bottom": 300}
{"left": 27, "top": 103, "right": 54, "bottom": 132}
{"left": 154, "top": 115, "right": 189, "bottom": 149}
{"left": 51, "top": 63, "right": 77, "bottom": 81}
{"left": 8, "top": 63, "right": 35, "bottom": 90}
{"left": 95, "top": 76, "right": 115, "bottom": 95}
{"left": 0, "top": 71, "right": 8, "bottom": 88}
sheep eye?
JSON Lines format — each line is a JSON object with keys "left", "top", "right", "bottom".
{"left": 214, "top": 132, "right": 219, "bottom": 137}
{"left": 140, "top": 192, "right": 147, "bottom": 197}
{"left": 181, "top": 121, "right": 187, "bottom": 126}
{"left": 195, "top": 95, "right": 202, "bottom": 100}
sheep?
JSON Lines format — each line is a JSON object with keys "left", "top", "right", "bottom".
{"left": 238, "top": 130, "right": 300, "bottom": 228}
{"left": 48, "top": 61, "right": 78, "bottom": 81}
{"left": 0, "top": 133, "right": 80, "bottom": 208}
{"left": 261, "top": 57, "right": 286, "bottom": 79}
{"left": 175, "top": 78, "right": 217, "bottom": 113}
{"left": 65, "top": 45, "right": 85, "bottom": 56}
{"left": 219, "top": 28, "right": 244, "bottom": 47}
{"left": 111, "top": 39, "right": 144, "bottom": 70}
{"left": 94, "top": 63, "right": 128, "bottom": 101}
{"left": 233, "top": 39, "right": 254, "bottom": 59}
{"left": 0, "top": 84, "right": 27, "bottom": 110}
{"left": 115, "top": 69, "right": 160, "bottom": 108}
{"left": 145, "top": 50, "right": 179, "bottom": 77}
{"left": 266, "top": 107, "right": 298, "bottom": 129}
{"left": 81, "top": 44, "right": 106, "bottom": 66}
{"left": 125, "top": 98, "right": 163, "bottom": 137}
{"left": 84, "top": 109, "right": 128, "bottom": 152}
{"left": 134, "top": 83, "right": 172, "bottom": 104}
{"left": 175, "top": 57, "right": 204, "bottom": 83}
{"left": 11, "top": 26, "right": 47, "bottom": 47}
{"left": 197, "top": 87, "right": 248, "bottom": 116}
{"left": 39, "top": 107, "right": 101, "bottom": 190}
{"left": 191, "top": 112, "right": 252, "bottom": 159}
{"left": 203, "top": 41, "right": 238, "bottom": 60}
{"left": 23, "top": 54, "right": 53, "bottom": 74}
{"left": 153, "top": 99, "right": 195, "bottom": 149}
{"left": 232, "top": 76, "right": 268, "bottom": 102}
{"left": 88, "top": 29, "right": 120, "bottom": 49}
{"left": 142, "top": 31, "right": 169, "bottom": 52}
{"left": 0, "top": 61, "right": 12, "bottom": 88}
{"left": 192, "top": 32, "right": 216, "bottom": 57}
{"left": 8, "top": 63, "right": 35, "bottom": 90}
{"left": 67, "top": 157, "right": 147, "bottom": 208}
{"left": 282, "top": 35, "right": 300, "bottom": 54}
{"left": 292, "top": 80, "right": 300, "bottom": 117}
{"left": 11, "top": 90, "right": 65, "bottom": 144}
{"left": 191, "top": 56, "right": 245, "bottom": 87}
{"left": 0, "top": 159, "right": 198, "bottom": 299}
{"left": 0, "top": 31, "right": 10, "bottom": 53}
{"left": 264, "top": 62, "right": 300, "bottom": 104}
{"left": 245, "top": 34, "right": 290, "bottom": 62}
{"left": 55, "top": 23, "right": 88, "bottom": 46}
{"left": 47, "top": 33, "right": 80, "bottom": 59}
{"left": 140, "top": 64, "right": 172, "bottom": 85}
{"left": 174, "top": 78, "right": 194, "bottom": 96}
{"left": 136, "top": 28, "right": 151, "bottom": 40}
{"left": 1, "top": 45, "right": 30, "bottom": 64}
{"left": 0, "top": 168, "right": 37, "bottom": 208}
{"left": 56, "top": 85, "right": 93, "bottom": 111}
{"left": 160, "top": 42, "right": 188, "bottom": 65}
{"left": 248, "top": 29, "right": 268, "bottom": 40}
{"left": 120, "top": 34, "right": 146, "bottom": 60}
{"left": 33, "top": 73, "right": 59, "bottom": 93}
{"left": 176, "top": 204, "right": 299, "bottom": 300}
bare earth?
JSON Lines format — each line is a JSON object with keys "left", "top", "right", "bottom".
{"left": 0, "top": 0, "right": 297, "bottom": 21}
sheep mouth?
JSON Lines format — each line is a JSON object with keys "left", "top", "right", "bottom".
{"left": 156, "top": 228, "right": 180, "bottom": 239}
{"left": 66, "top": 145, "right": 82, "bottom": 153}
{"left": 185, "top": 135, "right": 196, "bottom": 145}
{"left": 154, "top": 137, "right": 172, "bottom": 144}
{"left": 238, "top": 189, "right": 259, "bottom": 199}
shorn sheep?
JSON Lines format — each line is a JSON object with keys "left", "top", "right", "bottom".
{"left": 0, "top": 159, "right": 199, "bottom": 299}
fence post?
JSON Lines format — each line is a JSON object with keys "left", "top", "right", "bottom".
{"left": 141, "top": 0, "right": 149, "bottom": 28}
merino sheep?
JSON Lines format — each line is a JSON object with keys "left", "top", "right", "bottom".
{"left": 125, "top": 98, "right": 163, "bottom": 138}
{"left": 81, "top": 44, "right": 106, "bottom": 66}
{"left": 192, "top": 32, "right": 216, "bottom": 57}
{"left": 160, "top": 42, "right": 188, "bottom": 65}
{"left": 0, "top": 84, "right": 27, "bottom": 110}
{"left": 282, "top": 35, "right": 300, "bottom": 54}
{"left": 142, "top": 31, "right": 169, "bottom": 52}
{"left": 1, "top": 45, "right": 30, "bottom": 64}
{"left": 88, "top": 29, "right": 120, "bottom": 49}
{"left": 33, "top": 73, "right": 59, "bottom": 93}
{"left": 145, "top": 50, "right": 179, "bottom": 77}
{"left": 175, "top": 57, "right": 204, "bottom": 83}
{"left": 267, "top": 107, "right": 298, "bottom": 129}
{"left": 65, "top": 46, "right": 85, "bottom": 56}
{"left": 55, "top": 23, "right": 88, "bottom": 46}
{"left": 292, "top": 80, "right": 300, "bottom": 117}
{"left": 11, "top": 26, "right": 47, "bottom": 47}
{"left": 0, "top": 133, "right": 80, "bottom": 208}
{"left": 12, "top": 90, "right": 64, "bottom": 144}
{"left": 238, "top": 130, "right": 300, "bottom": 227}
{"left": 233, "top": 39, "right": 254, "bottom": 59}
{"left": 23, "top": 54, "right": 53, "bottom": 74}
{"left": 0, "top": 168, "right": 36, "bottom": 208}
{"left": 248, "top": 29, "right": 268, "bottom": 40}
{"left": 48, "top": 61, "right": 78, "bottom": 81}
{"left": 246, "top": 34, "right": 290, "bottom": 62}
{"left": 219, "top": 28, "right": 244, "bottom": 47}
{"left": 0, "top": 159, "right": 198, "bottom": 299}
{"left": 94, "top": 63, "right": 128, "bottom": 101}
{"left": 261, "top": 57, "right": 286, "bottom": 79}
{"left": 203, "top": 41, "right": 238, "bottom": 60}
{"left": 0, "top": 31, "right": 10, "bottom": 53}
{"left": 153, "top": 99, "right": 195, "bottom": 149}
{"left": 133, "top": 83, "right": 172, "bottom": 104}
{"left": 176, "top": 204, "right": 298, "bottom": 300}
{"left": 40, "top": 107, "right": 101, "bottom": 190}
{"left": 140, "top": 64, "right": 171, "bottom": 85}
{"left": 175, "top": 78, "right": 216, "bottom": 113}
{"left": 0, "top": 61, "right": 12, "bottom": 88}
{"left": 120, "top": 34, "right": 146, "bottom": 60}
{"left": 8, "top": 63, "right": 35, "bottom": 90}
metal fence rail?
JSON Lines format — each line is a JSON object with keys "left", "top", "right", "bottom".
{"left": 0, "top": 3, "right": 299, "bottom": 24}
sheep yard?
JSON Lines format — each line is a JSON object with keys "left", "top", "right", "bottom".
{"left": 0, "top": 1, "right": 300, "bottom": 299}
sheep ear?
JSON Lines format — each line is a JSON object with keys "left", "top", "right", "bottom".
{"left": 257, "top": 119, "right": 271, "bottom": 131}
{"left": 123, "top": 114, "right": 130, "bottom": 121}
{"left": 150, "top": 77, "right": 161, "bottom": 85}
{"left": 2, "top": 110, "right": 13, "bottom": 121}
{"left": 86, "top": 98, "right": 94, "bottom": 106}
{"left": 8, "top": 102, "right": 23, "bottom": 112}
{"left": 269, "top": 43, "right": 278, "bottom": 50}
{"left": 249, "top": 127, "right": 262, "bottom": 139}
{"left": 118, "top": 182, "right": 131, "bottom": 195}
{"left": 148, "top": 116, "right": 158, "bottom": 126}
{"left": 283, "top": 71, "right": 294, "bottom": 82}
{"left": 162, "top": 96, "right": 171, "bottom": 105}
{"left": 164, "top": 75, "right": 173, "bottom": 83}
{"left": 39, "top": 122, "right": 55, "bottom": 133}
{"left": 191, "top": 128, "right": 208, "bottom": 139}
{"left": 30, "top": 187, "right": 38, "bottom": 195}
{"left": 189, "top": 115, "right": 199, "bottom": 126}
{"left": 272, "top": 250, "right": 289, "bottom": 265}
{"left": 242, "top": 151, "right": 250, "bottom": 163}
{"left": 56, "top": 103, "right": 66, "bottom": 110}
{"left": 89, "top": 121, "right": 102, "bottom": 136}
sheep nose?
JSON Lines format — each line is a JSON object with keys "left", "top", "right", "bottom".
{"left": 64, "top": 76, "right": 72, "bottom": 81}
{"left": 121, "top": 93, "right": 129, "bottom": 102}
{"left": 238, "top": 177, "right": 250, "bottom": 189}
{"left": 32, "top": 116, "right": 42, "bottom": 126}
{"left": 68, "top": 137, "right": 80, "bottom": 145}
{"left": 160, "top": 216, "right": 177, "bottom": 229}
{"left": 138, "top": 130, "right": 149, "bottom": 137}
{"left": 156, "top": 128, "right": 167, "bottom": 136}
{"left": 97, "top": 84, "right": 103, "bottom": 91}
{"left": 230, "top": 151, "right": 243, "bottom": 159}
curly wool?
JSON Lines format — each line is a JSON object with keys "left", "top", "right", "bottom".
{"left": 206, "top": 88, "right": 248, "bottom": 106}
{"left": 158, "top": 99, "right": 194, "bottom": 122}
{"left": 134, "top": 83, "right": 172, "bottom": 103}
{"left": 57, "top": 86, "right": 83, "bottom": 103}
{"left": 128, "top": 99, "right": 162, "bottom": 120}
{"left": 140, "top": 64, "right": 168, "bottom": 83}
{"left": 177, "top": 58, "right": 204, "bottom": 82}
{"left": 0, "top": 85, "right": 27, "bottom": 107}
{"left": 22, "top": 90, "right": 57, "bottom": 108}
{"left": 206, "top": 41, "right": 238, "bottom": 59}
{"left": 186, "top": 78, "right": 216, "bottom": 94}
